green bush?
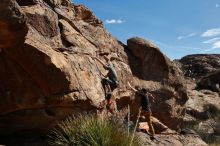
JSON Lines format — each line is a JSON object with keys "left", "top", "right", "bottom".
{"left": 47, "top": 115, "right": 142, "bottom": 146}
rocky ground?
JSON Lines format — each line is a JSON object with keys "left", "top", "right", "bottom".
{"left": 137, "top": 131, "right": 208, "bottom": 146}
{"left": 0, "top": 0, "right": 219, "bottom": 146}
{"left": 177, "top": 55, "right": 220, "bottom": 145}
{"left": 0, "top": 132, "right": 208, "bottom": 146}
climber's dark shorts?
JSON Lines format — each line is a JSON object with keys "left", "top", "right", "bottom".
{"left": 101, "top": 78, "right": 118, "bottom": 91}
{"left": 106, "top": 92, "right": 112, "bottom": 100}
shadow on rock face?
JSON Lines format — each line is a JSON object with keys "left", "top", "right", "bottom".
{"left": 197, "top": 69, "right": 220, "bottom": 92}
{"left": 124, "top": 37, "right": 189, "bottom": 130}
{"left": 16, "top": 0, "right": 37, "bottom": 6}
{"left": 125, "top": 37, "right": 169, "bottom": 82}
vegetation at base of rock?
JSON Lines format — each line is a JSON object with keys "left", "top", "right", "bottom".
{"left": 203, "top": 104, "right": 220, "bottom": 145}
{"left": 210, "top": 138, "right": 220, "bottom": 146}
{"left": 204, "top": 104, "right": 220, "bottom": 119}
{"left": 184, "top": 103, "right": 220, "bottom": 145}
{"left": 47, "top": 114, "right": 142, "bottom": 146}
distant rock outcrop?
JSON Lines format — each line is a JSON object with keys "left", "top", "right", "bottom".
{"left": 197, "top": 69, "right": 220, "bottom": 91}
{"left": 177, "top": 54, "right": 220, "bottom": 92}
{"left": 0, "top": 0, "right": 187, "bottom": 139}
{"left": 177, "top": 54, "right": 220, "bottom": 145}
{"left": 178, "top": 54, "right": 220, "bottom": 79}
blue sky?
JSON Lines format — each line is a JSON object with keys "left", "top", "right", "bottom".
{"left": 74, "top": 0, "right": 220, "bottom": 59}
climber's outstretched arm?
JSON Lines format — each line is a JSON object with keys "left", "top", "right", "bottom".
{"left": 99, "top": 71, "right": 105, "bottom": 77}
{"left": 128, "top": 82, "right": 137, "bottom": 92}
{"left": 147, "top": 92, "right": 155, "bottom": 102}
{"left": 94, "top": 57, "right": 108, "bottom": 68}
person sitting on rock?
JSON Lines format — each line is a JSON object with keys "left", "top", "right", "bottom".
{"left": 94, "top": 55, "right": 119, "bottom": 113}
{"left": 128, "top": 82, "right": 155, "bottom": 139}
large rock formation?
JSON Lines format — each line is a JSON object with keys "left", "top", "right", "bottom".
{"left": 197, "top": 70, "right": 220, "bottom": 91}
{"left": 177, "top": 54, "right": 220, "bottom": 92}
{"left": 177, "top": 54, "right": 220, "bottom": 144}
{"left": 126, "top": 37, "right": 188, "bottom": 129}
{"left": 183, "top": 89, "right": 220, "bottom": 144}
{"left": 0, "top": 0, "right": 188, "bottom": 137}
{"left": 178, "top": 54, "right": 220, "bottom": 79}
{"left": 127, "top": 38, "right": 170, "bottom": 81}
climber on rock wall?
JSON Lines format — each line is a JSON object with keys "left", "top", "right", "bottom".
{"left": 93, "top": 55, "right": 119, "bottom": 114}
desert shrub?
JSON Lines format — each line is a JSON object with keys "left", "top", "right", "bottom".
{"left": 47, "top": 114, "right": 142, "bottom": 146}
{"left": 210, "top": 138, "right": 220, "bottom": 146}
{"left": 204, "top": 104, "right": 220, "bottom": 120}
{"left": 199, "top": 133, "right": 220, "bottom": 146}
{"left": 185, "top": 104, "right": 220, "bottom": 145}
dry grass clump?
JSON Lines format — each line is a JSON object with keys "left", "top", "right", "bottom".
{"left": 204, "top": 104, "right": 220, "bottom": 120}
{"left": 186, "top": 104, "right": 220, "bottom": 145}
{"left": 47, "top": 114, "right": 142, "bottom": 146}
{"left": 210, "top": 138, "right": 220, "bottom": 146}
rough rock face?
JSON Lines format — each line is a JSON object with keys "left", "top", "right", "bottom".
{"left": 178, "top": 54, "right": 220, "bottom": 79}
{"left": 177, "top": 54, "right": 220, "bottom": 91}
{"left": 177, "top": 54, "right": 220, "bottom": 144}
{"left": 0, "top": 0, "right": 188, "bottom": 136}
{"left": 185, "top": 90, "right": 220, "bottom": 120}
{"left": 183, "top": 89, "right": 220, "bottom": 144}
{"left": 127, "top": 37, "right": 188, "bottom": 129}
{"left": 127, "top": 38, "right": 170, "bottom": 81}
{"left": 197, "top": 69, "right": 220, "bottom": 91}
{"left": 0, "top": 0, "right": 129, "bottom": 134}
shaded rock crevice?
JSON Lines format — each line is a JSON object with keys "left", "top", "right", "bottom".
{"left": 16, "top": 0, "right": 37, "bottom": 6}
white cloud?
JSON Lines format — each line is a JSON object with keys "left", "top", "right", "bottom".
{"left": 177, "top": 36, "right": 184, "bottom": 40}
{"left": 200, "top": 48, "right": 215, "bottom": 53}
{"left": 105, "top": 19, "right": 125, "bottom": 24}
{"left": 216, "top": 4, "right": 219, "bottom": 7}
{"left": 202, "top": 38, "right": 220, "bottom": 51}
{"left": 212, "top": 41, "right": 220, "bottom": 49}
{"left": 201, "top": 36, "right": 220, "bottom": 50}
{"left": 202, "top": 37, "right": 220, "bottom": 44}
{"left": 152, "top": 39, "right": 200, "bottom": 50}
{"left": 201, "top": 28, "right": 220, "bottom": 37}
{"left": 177, "top": 33, "right": 196, "bottom": 40}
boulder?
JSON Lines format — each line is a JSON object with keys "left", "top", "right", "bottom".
{"left": 127, "top": 37, "right": 169, "bottom": 81}
{"left": 0, "top": 0, "right": 188, "bottom": 136}
{"left": 197, "top": 69, "right": 220, "bottom": 91}
{"left": 127, "top": 37, "right": 188, "bottom": 129}
{"left": 183, "top": 89, "right": 220, "bottom": 144}
{"left": 185, "top": 89, "right": 220, "bottom": 120}
{"left": 178, "top": 54, "right": 220, "bottom": 144}
{"left": 0, "top": 0, "right": 131, "bottom": 135}
{"left": 178, "top": 54, "right": 220, "bottom": 79}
